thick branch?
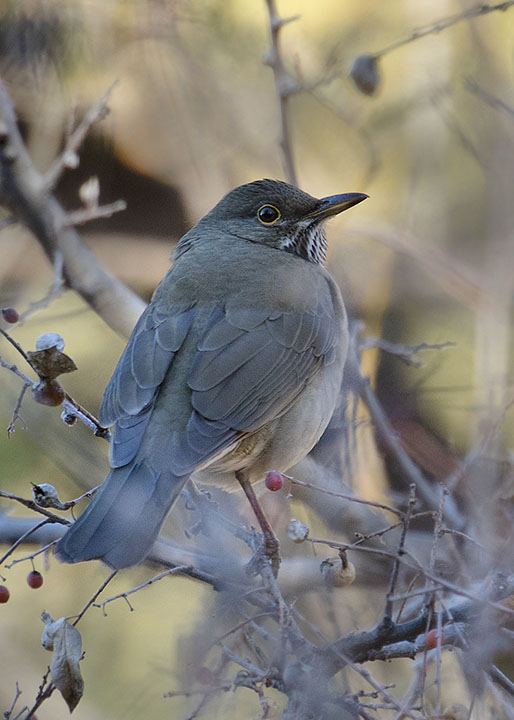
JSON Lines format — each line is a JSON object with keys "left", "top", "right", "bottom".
{"left": 0, "top": 77, "right": 145, "bottom": 339}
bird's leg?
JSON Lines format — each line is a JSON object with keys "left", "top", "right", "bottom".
{"left": 236, "top": 470, "right": 281, "bottom": 576}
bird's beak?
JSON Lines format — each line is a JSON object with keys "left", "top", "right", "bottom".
{"left": 306, "top": 192, "right": 368, "bottom": 220}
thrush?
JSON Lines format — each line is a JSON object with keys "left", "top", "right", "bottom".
{"left": 55, "top": 179, "right": 367, "bottom": 570}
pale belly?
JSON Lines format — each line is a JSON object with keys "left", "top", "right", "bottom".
{"left": 191, "top": 354, "right": 343, "bottom": 488}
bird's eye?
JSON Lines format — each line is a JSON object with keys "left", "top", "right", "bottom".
{"left": 257, "top": 204, "right": 281, "bottom": 225}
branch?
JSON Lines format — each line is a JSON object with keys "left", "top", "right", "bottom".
{"left": 262, "top": 0, "right": 298, "bottom": 184}
{"left": 0, "top": 76, "right": 145, "bottom": 339}
{"left": 375, "top": 0, "right": 514, "bottom": 59}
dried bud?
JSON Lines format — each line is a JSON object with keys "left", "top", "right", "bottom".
{"left": 287, "top": 518, "right": 309, "bottom": 543}
{"left": 32, "top": 482, "right": 67, "bottom": 509}
{"left": 442, "top": 704, "right": 469, "bottom": 720}
{"left": 63, "top": 151, "right": 79, "bottom": 169}
{"left": 1, "top": 306, "right": 19, "bottom": 324}
{"left": 350, "top": 54, "right": 380, "bottom": 96}
{"left": 32, "top": 379, "right": 65, "bottom": 407}
{"left": 79, "top": 176, "right": 100, "bottom": 208}
{"left": 36, "top": 332, "right": 65, "bottom": 352}
{"left": 320, "top": 551, "right": 356, "bottom": 587}
{"left": 61, "top": 411, "right": 78, "bottom": 426}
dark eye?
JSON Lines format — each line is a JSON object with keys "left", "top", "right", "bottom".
{"left": 257, "top": 204, "right": 281, "bottom": 225}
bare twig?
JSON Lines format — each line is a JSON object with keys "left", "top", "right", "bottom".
{"left": 65, "top": 199, "right": 127, "bottom": 227}
{"left": 0, "top": 489, "right": 71, "bottom": 524}
{"left": 374, "top": 0, "right": 514, "bottom": 59}
{"left": 361, "top": 336, "right": 456, "bottom": 368}
{"left": 22, "top": 668, "right": 55, "bottom": 720}
{"left": 0, "top": 518, "right": 51, "bottom": 567}
{"left": 0, "top": 76, "right": 145, "bottom": 338}
{"left": 7, "top": 381, "right": 29, "bottom": 434}
{"left": 347, "top": 351, "right": 463, "bottom": 526}
{"left": 382, "top": 485, "right": 416, "bottom": 624}
{"left": 291, "top": 477, "right": 403, "bottom": 517}
{"left": 5, "top": 540, "right": 58, "bottom": 569}
{"left": 71, "top": 570, "right": 118, "bottom": 626}
{"left": 44, "top": 81, "right": 119, "bottom": 190}
{"left": 17, "top": 251, "right": 65, "bottom": 325}
{"left": 262, "top": 0, "right": 299, "bottom": 184}
{"left": 93, "top": 566, "right": 190, "bottom": 613}
{"left": 4, "top": 682, "right": 24, "bottom": 720}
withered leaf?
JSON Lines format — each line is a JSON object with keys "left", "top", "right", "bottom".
{"left": 27, "top": 348, "right": 77, "bottom": 380}
{"left": 41, "top": 611, "right": 84, "bottom": 713}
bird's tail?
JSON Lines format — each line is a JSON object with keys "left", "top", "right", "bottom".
{"left": 55, "top": 460, "right": 188, "bottom": 569}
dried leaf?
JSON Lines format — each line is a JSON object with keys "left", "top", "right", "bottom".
{"left": 27, "top": 348, "right": 77, "bottom": 380}
{"left": 32, "top": 483, "right": 68, "bottom": 510}
{"left": 41, "top": 611, "right": 84, "bottom": 712}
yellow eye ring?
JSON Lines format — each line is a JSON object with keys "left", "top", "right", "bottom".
{"left": 257, "top": 204, "right": 281, "bottom": 225}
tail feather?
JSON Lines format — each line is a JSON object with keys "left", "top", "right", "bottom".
{"left": 55, "top": 461, "right": 188, "bottom": 568}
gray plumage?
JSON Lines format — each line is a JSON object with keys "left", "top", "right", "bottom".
{"left": 55, "top": 179, "right": 367, "bottom": 568}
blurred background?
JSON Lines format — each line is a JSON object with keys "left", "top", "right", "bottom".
{"left": 1, "top": 0, "right": 514, "bottom": 718}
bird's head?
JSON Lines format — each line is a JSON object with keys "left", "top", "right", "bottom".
{"left": 183, "top": 179, "right": 368, "bottom": 266}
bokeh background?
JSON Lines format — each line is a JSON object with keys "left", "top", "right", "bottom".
{"left": 1, "top": 0, "right": 514, "bottom": 718}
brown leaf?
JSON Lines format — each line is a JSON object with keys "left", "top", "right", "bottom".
{"left": 27, "top": 348, "right": 77, "bottom": 380}
{"left": 41, "top": 611, "right": 84, "bottom": 713}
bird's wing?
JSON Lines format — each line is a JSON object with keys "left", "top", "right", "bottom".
{"left": 99, "top": 294, "right": 340, "bottom": 477}
{"left": 99, "top": 304, "right": 195, "bottom": 468}
{"left": 177, "top": 296, "right": 340, "bottom": 474}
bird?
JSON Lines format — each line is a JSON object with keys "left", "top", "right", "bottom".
{"left": 55, "top": 179, "right": 367, "bottom": 570}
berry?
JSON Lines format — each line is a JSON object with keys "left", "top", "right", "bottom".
{"left": 1, "top": 307, "right": 19, "bottom": 324}
{"left": 265, "top": 471, "right": 283, "bottom": 492}
{"left": 425, "top": 629, "right": 445, "bottom": 649}
{"left": 0, "top": 585, "right": 10, "bottom": 603}
{"left": 27, "top": 571, "right": 44, "bottom": 589}
{"left": 32, "top": 379, "right": 64, "bottom": 407}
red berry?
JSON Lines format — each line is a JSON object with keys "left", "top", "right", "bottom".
{"left": 1, "top": 306, "right": 19, "bottom": 324}
{"left": 32, "top": 379, "right": 64, "bottom": 407}
{"left": 27, "top": 571, "right": 44, "bottom": 589}
{"left": 425, "top": 629, "right": 445, "bottom": 649}
{"left": 0, "top": 585, "right": 10, "bottom": 603}
{"left": 265, "top": 471, "right": 283, "bottom": 492}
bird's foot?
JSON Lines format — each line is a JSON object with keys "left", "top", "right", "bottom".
{"left": 265, "top": 532, "right": 281, "bottom": 578}
{"left": 246, "top": 531, "right": 281, "bottom": 578}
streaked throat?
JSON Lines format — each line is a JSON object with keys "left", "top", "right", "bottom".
{"left": 281, "top": 222, "right": 328, "bottom": 265}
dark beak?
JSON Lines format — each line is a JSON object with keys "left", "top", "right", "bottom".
{"left": 306, "top": 192, "right": 368, "bottom": 220}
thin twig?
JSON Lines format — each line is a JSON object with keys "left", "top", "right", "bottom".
{"left": 0, "top": 489, "right": 71, "bottom": 524}
{"left": 5, "top": 540, "right": 58, "bottom": 568}
{"left": 7, "top": 382, "right": 29, "bottom": 435}
{"left": 0, "top": 77, "right": 145, "bottom": 338}
{"left": 382, "top": 485, "right": 417, "bottom": 624}
{"left": 44, "top": 81, "right": 119, "bottom": 190}
{"left": 71, "top": 570, "right": 118, "bottom": 626}
{"left": 291, "top": 477, "right": 403, "bottom": 517}
{"left": 4, "top": 682, "right": 23, "bottom": 720}
{"left": 374, "top": 0, "right": 514, "bottom": 59}
{"left": 17, "top": 251, "right": 65, "bottom": 325}
{"left": 361, "top": 337, "right": 456, "bottom": 368}
{"left": 263, "top": 0, "right": 299, "bottom": 184}
{"left": 0, "top": 518, "right": 51, "bottom": 566}
{"left": 65, "top": 200, "right": 127, "bottom": 227}
{"left": 93, "top": 566, "right": 190, "bottom": 613}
